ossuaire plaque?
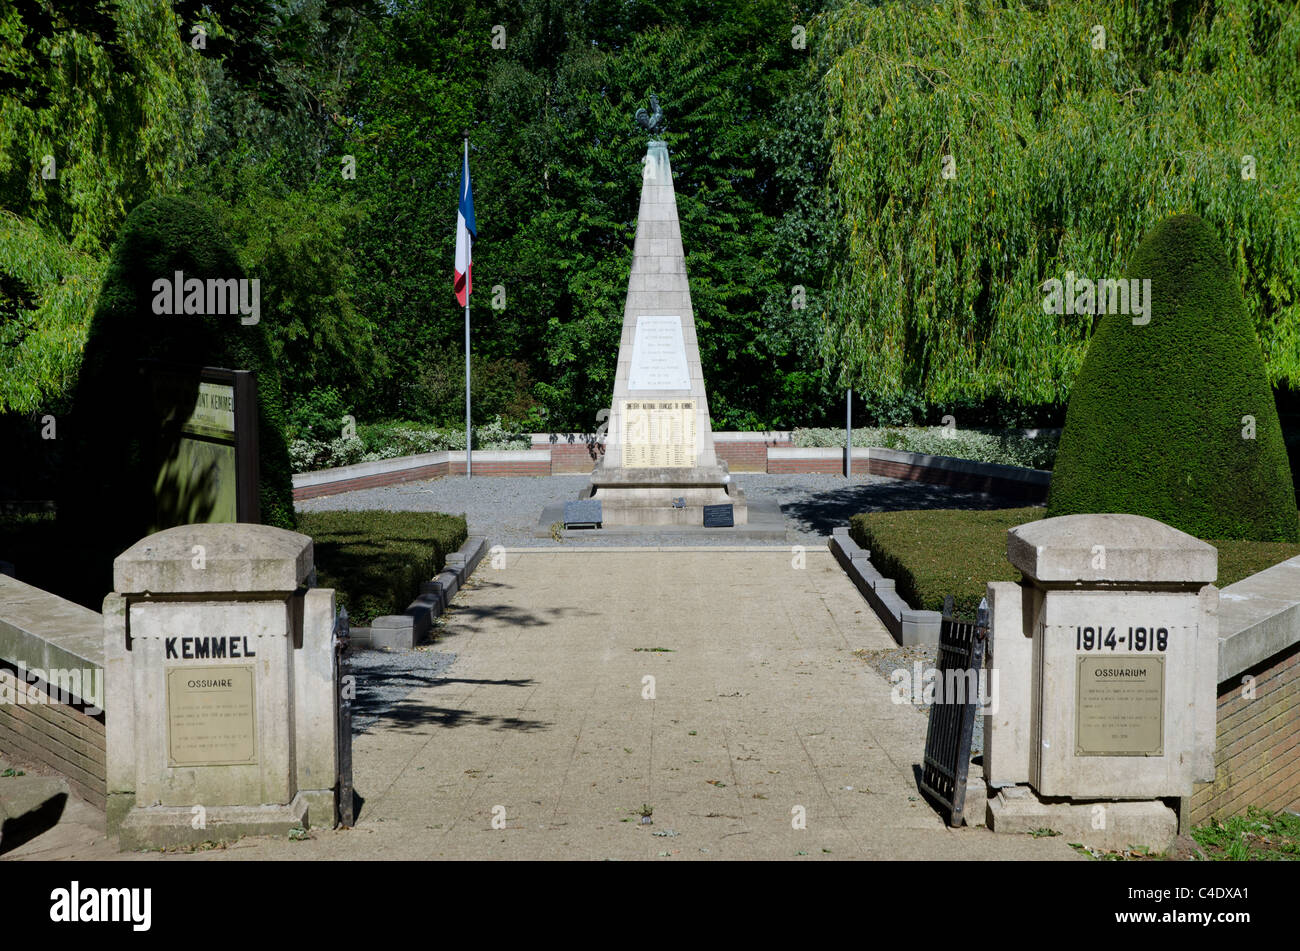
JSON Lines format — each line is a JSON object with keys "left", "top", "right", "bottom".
{"left": 627, "top": 315, "right": 691, "bottom": 391}
{"left": 1075, "top": 655, "right": 1164, "bottom": 756}
{"left": 621, "top": 399, "right": 696, "bottom": 467}
{"left": 166, "top": 665, "right": 257, "bottom": 767}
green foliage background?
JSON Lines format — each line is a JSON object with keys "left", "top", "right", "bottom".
{"left": 817, "top": 0, "right": 1300, "bottom": 406}
{"left": 2, "top": 0, "right": 1297, "bottom": 442}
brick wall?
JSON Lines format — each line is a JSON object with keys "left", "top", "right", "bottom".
{"left": 768, "top": 456, "right": 844, "bottom": 474}
{"left": 448, "top": 459, "right": 551, "bottom": 477}
{"left": 531, "top": 440, "right": 602, "bottom": 474}
{"left": 292, "top": 436, "right": 1049, "bottom": 498}
{"left": 0, "top": 663, "right": 106, "bottom": 809}
{"left": 294, "top": 461, "right": 450, "bottom": 500}
{"left": 1186, "top": 642, "right": 1300, "bottom": 826}
{"left": 864, "top": 456, "right": 1048, "bottom": 503}
{"left": 718, "top": 438, "right": 789, "bottom": 473}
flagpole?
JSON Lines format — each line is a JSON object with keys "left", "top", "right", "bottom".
{"left": 464, "top": 133, "right": 472, "bottom": 479}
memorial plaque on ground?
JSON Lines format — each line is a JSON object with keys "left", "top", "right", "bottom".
{"left": 627, "top": 315, "right": 691, "bottom": 391}
{"left": 702, "top": 503, "right": 734, "bottom": 527}
{"left": 621, "top": 399, "right": 696, "bottom": 468}
{"left": 563, "top": 499, "right": 603, "bottom": 528}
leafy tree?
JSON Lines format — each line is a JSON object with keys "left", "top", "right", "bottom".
{"left": 0, "top": 0, "right": 209, "bottom": 412}
{"left": 815, "top": 0, "right": 1300, "bottom": 411}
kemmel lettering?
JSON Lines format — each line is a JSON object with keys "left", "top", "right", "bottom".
{"left": 164, "top": 636, "right": 255, "bottom": 660}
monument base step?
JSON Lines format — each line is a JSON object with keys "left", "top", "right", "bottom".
{"left": 986, "top": 785, "right": 1177, "bottom": 852}
{"left": 535, "top": 499, "right": 786, "bottom": 541}
{"left": 117, "top": 791, "right": 311, "bottom": 851}
{"left": 584, "top": 471, "right": 748, "bottom": 526}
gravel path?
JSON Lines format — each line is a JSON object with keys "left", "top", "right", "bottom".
{"left": 346, "top": 647, "right": 457, "bottom": 734}
{"left": 296, "top": 471, "right": 1031, "bottom": 548}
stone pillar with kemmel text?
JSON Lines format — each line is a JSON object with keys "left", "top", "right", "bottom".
{"left": 983, "top": 514, "right": 1218, "bottom": 851}
{"left": 103, "top": 523, "right": 339, "bottom": 849}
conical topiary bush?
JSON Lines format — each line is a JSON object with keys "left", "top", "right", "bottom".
{"left": 58, "top": 195, "right": 295, "bottom": 604}
{"left": 1047, "top": 213, "right": 1297, "bottom": 542}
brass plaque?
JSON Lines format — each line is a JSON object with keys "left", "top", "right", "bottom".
{"left": 621, "top": 399, "right": 696, "bottom": 468}
{"left": 1075, "top": 655, "right": 1164, "bottom": 756}
{"left": 166, "top": 665, "right": 257, "bottom": 767}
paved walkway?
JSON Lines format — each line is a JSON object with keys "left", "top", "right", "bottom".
{"left": 4, "top": 547, "right": 1077, "bottom": 861}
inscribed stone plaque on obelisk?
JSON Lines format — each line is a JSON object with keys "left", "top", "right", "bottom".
{"left": 583, "top": 96, "right": 747, "bottom": 525}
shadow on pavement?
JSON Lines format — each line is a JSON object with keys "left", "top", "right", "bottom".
{"left": 780, "top": 479, "right": 1040, "bottom": 536}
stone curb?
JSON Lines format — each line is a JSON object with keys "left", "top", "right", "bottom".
{"left": 828, "top": 527, "right": 941, "bottom": 646}
{"left": 369, "top": 536, "right": 488, "bottom": 650}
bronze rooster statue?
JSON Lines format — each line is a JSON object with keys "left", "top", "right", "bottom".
{"left": 635, "top": 94, "right": 664, "bottom": 133}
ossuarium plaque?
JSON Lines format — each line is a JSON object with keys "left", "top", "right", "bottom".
{"left": 1075, "top": 655, "right": 1165, "bottom": 756}
{"left": 627, "top": 315, "right": 691, "bottom": 391}
{"left": 166, "top": 665, "right": 258, "bottom": 767}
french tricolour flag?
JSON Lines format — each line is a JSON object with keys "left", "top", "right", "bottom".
{"left": 454, "top": 143, "right": 476, "bottom": 306}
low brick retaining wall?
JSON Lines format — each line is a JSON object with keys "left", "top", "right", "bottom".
{"left": 0, "top": 666, "right": 105, "bottom": 809}
{"left": 0, "top": 575, "right": 106, "bottom": 809}
{"left": 714, "top": 431, "right": 792, "bottom": 472}
{"left": 535, "top": 435, "right": 604, "bottom": 473}
{"left": 1187, "top": 555, "right": 1300, "bottom": 826}
{"left": 864, "top": 448, "right": 1050, "bottom": 503}
{"left": 294, "top": 434, "right": 1048, "bottom": 501}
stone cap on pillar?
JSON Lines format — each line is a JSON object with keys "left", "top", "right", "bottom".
{"left": 113, "top": 523, "right": 314, "bottom": 596}
{"left": 1008, "top": 513, "right": 1217, "bottom": 585}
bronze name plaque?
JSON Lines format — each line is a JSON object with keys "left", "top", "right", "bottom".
{"left": 621, "top": 399, "right": 696, "bottom": 468}
{"left": 1075, "top": 655, "right": 1164, "bottom": 756}
{"left": 166, "top": 665, "right": 257, "bottom": 767}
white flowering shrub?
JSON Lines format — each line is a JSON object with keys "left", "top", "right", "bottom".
{"left": 792, "top": 426, "right": 1057, "bottom": 470}
{"left": 289, "top": 416, "right": 531, "bottom": 472}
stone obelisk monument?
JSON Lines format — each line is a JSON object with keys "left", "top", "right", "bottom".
{"left": 583, "top": 97, "right": 747, "bottom": 525}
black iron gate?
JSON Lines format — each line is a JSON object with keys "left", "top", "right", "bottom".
{"left": 919, "top": 596, "right": 988, "bottom": 827}
{"left": 334, "top": 606, "right": 354, "bottom": 828}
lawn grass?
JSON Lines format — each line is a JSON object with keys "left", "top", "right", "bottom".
{"left": 1191, "top": 807, "right": 1300, "bottom": 860}
{"left": 295, "top": 510, "right": 467, "bottom": 625}
{"left": 850, "top": 507, "right": 1300, "bottom": 620}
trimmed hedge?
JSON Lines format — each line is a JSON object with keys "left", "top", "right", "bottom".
{"left": 298, "top": 510, "right": 467, "bottom": 625}
{"left": 850, "top": 508, "right": 1038, "bottom": 620}
{"left": 59, "top": 195, "right": 295, "bottom": 603}
{"left": 850, "top": 507, "right": 1300, "bottom": 621}
{"left": 1048, "top": 214, "right": 1297, "bottom": 541}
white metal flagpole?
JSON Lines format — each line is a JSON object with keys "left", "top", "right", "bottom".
{"left": 464, "top": 134, "right": 472, "bottom": 479}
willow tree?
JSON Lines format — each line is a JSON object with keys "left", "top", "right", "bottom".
{"left": 814, "top": 0, "right": 1300, "bottom": 410}
{"left": 0, "top": 0, "right": 209, "bottom": 413}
